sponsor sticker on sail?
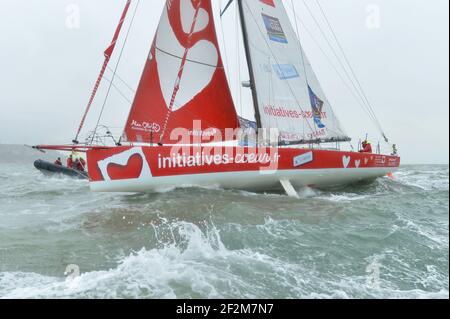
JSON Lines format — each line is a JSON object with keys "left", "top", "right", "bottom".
{"left": 273, "top": 64, "right": 299, "bottom": 80}
{"left": 260, "top": 0, "right": 276, "bottom": 7}
{"left": 262, "top": 13, "right": 288, "bottom": 44}
{"left": 308, "top": 86, "right": 326, "bottom": 129}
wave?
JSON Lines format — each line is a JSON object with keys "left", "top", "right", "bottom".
{"left": 1, "top": 220, "right": 448, "bottom": 299}
{"left": 0, "top": 164, "right": 448, "bottom": 299}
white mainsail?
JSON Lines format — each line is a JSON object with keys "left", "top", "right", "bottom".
{"left": 239, "top": 0, "right": 350, "bottom": 144}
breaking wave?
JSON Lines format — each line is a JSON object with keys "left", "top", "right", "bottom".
{"left": 0, "top": 164, "right": 448, "bottom": 299}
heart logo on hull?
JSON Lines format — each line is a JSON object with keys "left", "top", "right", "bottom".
{"left": 342, "top": 156, "right": 351, "bottom": 168}
{"left": 355, "top": 160, "right": 361, "bottom": 168}
{"left": 107, "top": 154, "right": 144, "bottom": 181}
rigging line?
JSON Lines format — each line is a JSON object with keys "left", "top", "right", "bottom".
{"left": 218, "top": 0, "right": 232, "bottom": 89}
{"left": 300, "top": 0, "right": 379, "bottom": 127}
{"left": 103, "top": 76, "right": 133, "bottom": 105}
{"left": 220, "top": 0, "right": 234, "bottom": 17}
{"left": 241, "top": 1, "right": 317, "bottom": 138}
{"left": 286, "top": 0, "right": 376, "bottom": 131}
{"left": 290, "top": 0, "right": 318, "bottom": 133}
{"left": 74, "top": 0, "right": 132, "bottom": 143}
{"left": 236, "top": 2, "right": 243, "bottom": 117}
{"left": 302, "top": 0, "right": 383, "bottom": 135}
{"left": 155, "top": 47, "right": 221, "bottom": 68}
{"left": 106, "top": 65, "right": 136, "bottom": 93}
{"left": 159, "top": 0, "right": 204, "bottom": 143}
{"left": 90, "top": 0, "right": 141, "bottom": 145}
{"left": 314, "top": 0, "right": 388, "bottom": 141}
{"left": 314, "top": 0, "right": 379, "bottom": 120}
{"left": 248, "top": 3, "right": 347, "bottom": 139}
{"left": 288, "top": 0, "right": 344, "bottom": 135}
{"left": 244, "top": 1, "right": 351, "bottom": 138}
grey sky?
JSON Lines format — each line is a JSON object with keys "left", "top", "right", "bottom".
{"left": 0, "top": 0, "right": 448, "bottom": 164}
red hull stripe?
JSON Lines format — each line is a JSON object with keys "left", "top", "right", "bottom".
{"left": 87, "top": 146, "right": 401, "bottom": 182}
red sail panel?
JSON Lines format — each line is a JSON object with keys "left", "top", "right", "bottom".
{"left": 123, "top": 0, "right": 240, "bottom": 144}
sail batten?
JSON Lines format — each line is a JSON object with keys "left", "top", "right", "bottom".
{"left": 238, "top": 0, "right": 350, "bottom": 144}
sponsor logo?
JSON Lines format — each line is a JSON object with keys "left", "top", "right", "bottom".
{"left": 263, "top": 105, "right": 327, "bottom": 120}
{"left": 260, "top": 0, "right": 275, "bottom": 7}
{"left": 157, "top": 152, "right": 280, "bottom": 169}
{"left": 308, "top": 86, "right": 326, "bottom": 129}
{"left": 273, "top": 64, "right": 299, "bottom": 80}
{"left": 131, "top": 120, "right": 161, "bottom": 133}
{"left": 279, "top": 132, "right": 303, "bottom": 142}
{"left": 97, "top": 147, "right": 152, "bottom": 182}
{"left": 293, "top": 152, "right": 314, "bottom": 167}
{"left": 307, "top": 128, "right": 327, "bottom": 140}
{"left": 188, "top": 128, "right": 219, "bottom": 138}
{"left": 342, "top": 156, "right": 351, "bottom": 168}
{"left": 262, "top": 13, "right": 288, "bottom": 44}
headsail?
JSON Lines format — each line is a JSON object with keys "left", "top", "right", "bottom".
{"left": 239, "top": 0, "right": 350, "bottom": 144}
{"left": 123, "top": 0, "right": 240, "bottom": 144}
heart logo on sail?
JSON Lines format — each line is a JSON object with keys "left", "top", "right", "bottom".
{"left": 107, "top": 154, "right": 144, "bottom": 181}
{"left": 355, "top": 160, "right": 361, "bottom": 168}
{"left": 156, "top": 0, "right": 218, "bottom": 112}
{"left": 342, "top": 156, "right": 351, "bottom": 168}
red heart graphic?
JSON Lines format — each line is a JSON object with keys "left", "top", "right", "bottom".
{"left": 107, "top": 154, "right": 144, "bottom": 180}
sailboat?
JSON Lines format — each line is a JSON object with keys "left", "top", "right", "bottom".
{"left": 35, "top": 0, "right": 400, "bottom": 196}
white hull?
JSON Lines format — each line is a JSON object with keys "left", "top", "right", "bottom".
{"left": 90, "top": 167, "right": 396, "bottom": 193}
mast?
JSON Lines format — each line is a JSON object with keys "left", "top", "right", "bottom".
{"left": 237, "top": 0, "right": 263, "bottom": 129}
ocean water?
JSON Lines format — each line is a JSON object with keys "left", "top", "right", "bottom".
{"left": 0, "top": 163, "right": 448, "bottom": 299}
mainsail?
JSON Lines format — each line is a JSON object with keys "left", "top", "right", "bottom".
{"left": 123, "top": 0, "right": 240, "bottom": 144}
{"left": 239, "top": 0, "right": 350, "bottom": 144}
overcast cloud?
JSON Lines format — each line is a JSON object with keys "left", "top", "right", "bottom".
{"left": 0, "top": 0, "right": 448, "bottom": 164}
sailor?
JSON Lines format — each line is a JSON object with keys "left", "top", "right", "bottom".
{"left": 391, "top": 144, "right": 398, "bottom": 156}
{"left": 77, "top": 157, "right": 86, "bottom": 172}
{"left": 359, "top": 140, "right": 373, "bottom": 153}
{"left": 74, "top": 158, "right": 80, "bottom": 171}
{"left": 67, "top": 155, "right": 74, "bottom": 169}
{"left": 54, "top": 157, "right": 62, "bottom": 166}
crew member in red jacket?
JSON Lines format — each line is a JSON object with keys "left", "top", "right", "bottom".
{"left": 360, "top": 140, "right": 373, "bottom": 153}
{"left": 67, "top": 155, "right": 74, "bottom": 169}
{"left": 77, "top": 157, "right": 86, "bottom": 172}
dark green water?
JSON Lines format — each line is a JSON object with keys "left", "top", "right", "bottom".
{"left": 0, "top": 164, "right": 448, "bottom": 298}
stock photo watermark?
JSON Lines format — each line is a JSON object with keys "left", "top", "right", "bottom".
{"left": 66, "top": 3, "right": 81, "bottom": 30}
{"left": 366, "top": 260, "right": 381, "bottom": 289}
{"left": 65, "top": 264, "right": 81, "bottom": 289}
{"left": 366, "top": 4, "right": 381, "bottom": 30}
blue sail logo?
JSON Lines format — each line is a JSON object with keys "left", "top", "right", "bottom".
{"left": 262, "top": 14, "right": 288, "bottom": 44}
{"left": 273, "top": 64, "right": 299, "bottom": 80}
{"left": 308, "top": 86, "right": 326, "bottom": 129}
